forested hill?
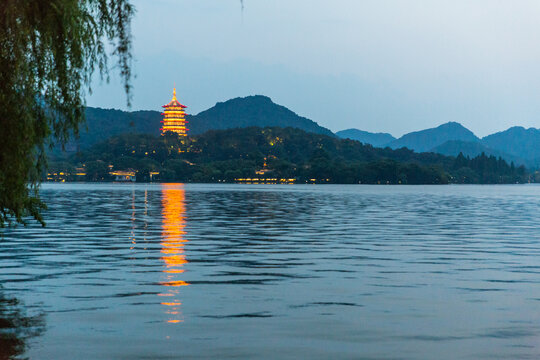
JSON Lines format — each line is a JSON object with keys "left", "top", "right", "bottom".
{"left": 79, "top": 100, "right": 540, "bottom": 170}
{"left": 77, "top": 95, "right": 333, "bottom": 149}
{"left": 186, "top": 127, "right": 448, "bottom": 165}
{"left": 80, "top": 107, "right": 162, "bottom": 148}
{"left": 188, "top": 96, "right": 333, "bottom": 136}
{"left": 52, "top": 127, "right": 530, "bottom": 185}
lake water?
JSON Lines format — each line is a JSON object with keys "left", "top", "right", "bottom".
{"left": 2, "top": 183, "right": 540, "bottom": 359}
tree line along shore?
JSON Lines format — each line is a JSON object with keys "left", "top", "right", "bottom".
{"left": 46, "top": 127, "right": 535, "bottom": 185}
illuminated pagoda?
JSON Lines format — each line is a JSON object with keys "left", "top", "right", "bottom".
{"left": 161, "top": 88, "right": 188, "bottom": 137}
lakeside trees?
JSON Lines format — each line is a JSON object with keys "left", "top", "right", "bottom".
{"left": 0, "top": 0, "right": 133, "bottom": 226}
{"left": 0, "top": 292, "right": 44, "bottom": 360}
{"left": 49, "top": 127, "right": 530, "bottom": 185}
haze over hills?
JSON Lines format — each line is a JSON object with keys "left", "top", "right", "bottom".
{"left": 482, "top": 127, "right": 540, "bottom": 166}
{"left": 335, "top": 129, "right": 395, "bottom": 147}
{"left": 386, "top": 122, "right": 480, "bottom": 153}
{"left": 430, "top": 140, "right": 527, "bottom": 167}
{"left": 339, "top": 122, "right": 540, "bottom": 168}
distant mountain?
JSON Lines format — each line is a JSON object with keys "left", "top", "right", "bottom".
{"left": 61, "top": 101, "right": 540, "bottom": 170}
{"left": 188, "top": 95, "right": 333, "bottom": 136}
{"left": 73, "top": 95, "right": 333, "bottom": 150}
{"left": 78, "top": 108, "right": 162, "bottom": 149}
{"left": 335, "top": 129, "right": 395, "bottom": 147}
{"left": 482, "top": 127, "right": 540, "bottom": 164}
{"left": 431, "top": 140, "right": 528, "bottom": 167}
{"left": 388, "top": 122, "right": 479, "bottom": 153}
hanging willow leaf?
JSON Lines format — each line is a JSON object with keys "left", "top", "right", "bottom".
{"left": 0, "top": 0, "right": 134, "bottom": 226}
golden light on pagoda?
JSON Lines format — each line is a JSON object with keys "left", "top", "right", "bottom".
{"left": 161, "top": 88, "right": 188, "bottom": 137}
{"left": 159, "top": 184, "right": 189, "bottom": 324}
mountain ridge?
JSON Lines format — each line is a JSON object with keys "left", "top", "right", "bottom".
{"left": 76, "top": 95, "right": 333, "bottom": 150}
{"left": 68, "top": 96, "right": 539, "bottom": 169}
{"left": 386, "top": 122, "right": 480, "bottom": 152}
{"left": 482, "top": 126, "right": 540, "bottom": 165}
{"left": 188, "top": 95, "right": 333, "bottom": 136}
{"left": 335, "top": 129, "right": 395, "bottom": 146}
{"left": 340, "top": 123, "right": 540, "bottom": 167}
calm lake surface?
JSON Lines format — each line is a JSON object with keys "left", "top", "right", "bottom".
{"left": 2, "top": 183, "right": 540, "bottom": 359}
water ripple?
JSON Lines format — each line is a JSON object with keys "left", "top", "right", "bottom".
{"left": 1, "top": 183, "right": 540, "bottom": 359}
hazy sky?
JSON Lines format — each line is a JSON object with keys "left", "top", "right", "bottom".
{"left": 88, "top": 0, "right": 540, "bottom": 137}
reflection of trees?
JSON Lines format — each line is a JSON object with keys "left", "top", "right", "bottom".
{"left": 0, "top": 293, "right": 44, "bottom": 360}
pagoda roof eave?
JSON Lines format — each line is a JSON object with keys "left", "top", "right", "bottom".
{"left": 162, "top": 101, "right": 187, "bottom": 108}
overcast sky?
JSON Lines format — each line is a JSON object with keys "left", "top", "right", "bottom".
{"left": 87, "top": 0, "right": 540, "bottom": 137}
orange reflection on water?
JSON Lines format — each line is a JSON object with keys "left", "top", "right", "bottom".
{"left": 160, "top": 184, "right": 189, "bottom": 324}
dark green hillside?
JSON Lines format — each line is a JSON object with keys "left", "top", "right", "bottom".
{"left": 67, "top": 96, "right": 334, "bottom": 151}
{"left": 68, "top": 104, "right": 540, "bottom": 173}
{"left": 79, "top": 107, "right": 162, "bottom": 148}
{"left": 189, "top": 96, "right": 334, "bottom": 136}
{"left": 55, "top": 127, "right": 529, "bottom": 185}
{"left": 187, "top": 127, "right": 449, "bottom": 166}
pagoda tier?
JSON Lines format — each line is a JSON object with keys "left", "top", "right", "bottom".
{"left": 161, "top": 88, "right": 189, "bottom": 137}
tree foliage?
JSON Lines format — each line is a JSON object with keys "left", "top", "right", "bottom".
{"left": 0, "top": 292, "right": 44, "bottom": 360}
{"left": 0, "top": 0, "right": 133, "bottom": 226}
{"left": 55, "top": 127, "right": 530, "bottom": 185}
